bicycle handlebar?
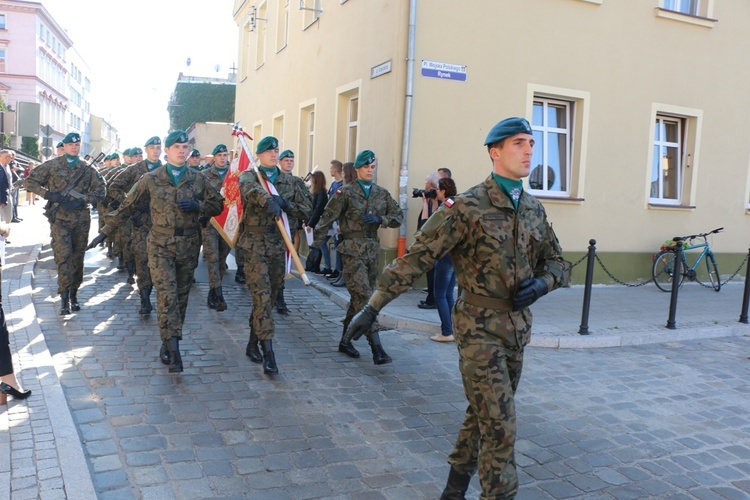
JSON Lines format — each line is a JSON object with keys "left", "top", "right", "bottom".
{"left": 672, "top": 227, "right": 723, "bottom": 242}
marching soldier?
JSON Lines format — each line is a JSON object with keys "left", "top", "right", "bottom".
{"left": 88, "top": 130, "right": 224, "bottom": 373}
{"left": 108, "top": 136, "right": 163, "bottom": 314}
{"left": 187, "top": 149, "right": 202, "bottom": 171}
{"left": 202, "top": 144, "right": 231, "bottom": 311}
{"left": 343, "top": 118, "right": 570, "bottom": 498}
{"left": 25, "top": 132, "right": 106, "bottom": 315}
{"left": 238, "top": 137, "right": 311, "bottom": 374}
{"left": 311, "top": 149, "right": 403, "bottom": 364}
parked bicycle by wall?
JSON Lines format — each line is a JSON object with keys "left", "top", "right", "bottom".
{"left": 652, "top": 227, "right": 723, "bottom": 292}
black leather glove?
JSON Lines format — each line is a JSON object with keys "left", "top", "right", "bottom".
{"left": 199, "top": 216, "right": 209, "bottom": 228}
{"left": 272, "top": 195, "right": 289, "bottom": 212}
{"left": 362, "top": 213, "right": 383, "bottom": 225}
{"left": 266, "top": 198, "right": 283, "bottom": 220}
{"left": 178, "top": 199, "right": 200, "bottom": 213}
{"left": 343, "top": 304, "right": 380, "bottom": 343}
{"left": 44, "top": 191, "right": 66, "bottom": 202}
{"left": 86, "top": 232, "right": 106, "bottom": 250}
{"left": 109, "top": 200, "right": 121, "bottom": 210}
{"left": 513, "top": 277, "right": 549, "bottom": 311}
{"left": 138, "top": 203, "right": 150, "bottom": 213}
{"left": 61, "top": 199, "right": 86, "bottom": 211}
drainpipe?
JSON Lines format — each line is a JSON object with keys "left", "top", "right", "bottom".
{"left": 397, "top": 0, "right": 417, "bottom": 257}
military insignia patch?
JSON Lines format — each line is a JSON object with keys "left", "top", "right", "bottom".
{"left": 510, "top": 188, "right": 522, "bottom": 202}
{"left": 336, "top": 189, "right": 342, "bottom": 195}
{"left": 444, "top": 198, "right": 454, "bottom": 207}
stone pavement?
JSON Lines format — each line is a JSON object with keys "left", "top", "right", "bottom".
{"left": 1, "top": 202, "right": 750, "bottom": 499}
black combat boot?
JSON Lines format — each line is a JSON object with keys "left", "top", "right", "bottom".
{"left": 139, "top": 286, "right": 152, "bottom": 315}
{"left": 69, "top": 288, "right": 81, "bottom": 312}
{"left": 275, "top": 285, "right": 289, "bottom": 315}
{"left": 159, "top": 340, "right": 171, "bottom": 365}
{"left": 214, "top": 287, "right": 227, "bottom": 312}
{"left": 207, "top": 289, "right": 218, "bottom": 309}
{"left": 126, "top": 262, "right": 136, "bottom": 284}
{"left": 106, "top": 242, "right": 114, "bottom": 259}
{"left": 234, "top": 266, "right": 246, "bottom": 284}
{"left": 59, "top": 290, "right": 71, "bottom": 316}
{"left": 116, "top": 254, "right": 125, "bottom": 272}
{"left": 260, "top": 340, "right": 278, "bottom": 374}
{"left": 367, "top": 331, "right": 392, "bottom": 365}
{"left": 338, "top": 323, "right": 360, "bottom": 358}
{"left": 439, "top": 467, "right": 472, "bottom": 500}
{"left": 245, "top": 329, "right": 263, "bottom": 363}
{"left": 166, "top": 337, "right": 183, "bottom": 373}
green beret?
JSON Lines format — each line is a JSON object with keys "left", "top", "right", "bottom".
{"left": 164, "top": 130, "right": 189, "bottom": 148}
{"left": 484, "top": 117, "right": 533, "bottom": 146}
{"left": 109, "top": 153, "right": 120, "bottom": 161}
{"left": 353, "top": 150, "right": 376, "bottom": 168}
{"left": 131, "top": 147, "right": 143, "bottom": 155}
{"left": 62, "top": 132, "right": 81, "bottom": 144}
{"left": 189, "top": 149, "right": 201, "bottom": 158}
{"left": 212, "top": 144, "right": 228, "bottom": 155}
{"left": 255, "top": 136, "right": 279, "bottom": 155}
{"left": 56, "top": 141, "right": 64, "bottom": 148}
{"left": 279, "top": 150, "right": 294, "bottom": 160}
{"left": 144, "top": 136, "right": 161, "bottom": 147}
{"left": 122, "top": 148, "right": 132, "bottom": 156}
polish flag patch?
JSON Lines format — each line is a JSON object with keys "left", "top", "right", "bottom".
{"left": 336, "top": 189, "right": 343, "bottom": 195}
{"left": 444, "top": 198, "right": 454, "bottom": 207}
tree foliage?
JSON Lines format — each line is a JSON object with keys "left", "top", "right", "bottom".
{"left": 168, "top": 82, "right": 235, "bottom": 131}
{"left": 21, "top": 137, "right": 40, "bottom": 159}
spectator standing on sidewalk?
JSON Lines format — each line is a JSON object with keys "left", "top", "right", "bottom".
{"left": 416, "top": 172, "right": 440, "bottom": 310}
{"left": 304, "top": 171, "right": 328, "bottom": 272}
{"left": 431, "top": 176, "right": 458, "bottom": 343}
{"left": 318, "top": 160, "right": 344, "bottom": 276}
{"left": 0, "top": 150, "right": 13, "bottom": 224}
{"left": 342, "top": 117, "right": 570, "bottom": 498}
{"left": 25, "top": 161, "right": 38, "bottom": 205}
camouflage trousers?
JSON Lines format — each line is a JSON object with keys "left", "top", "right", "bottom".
{"left": 116, "top": 219, "right": 134, "bottom": 263}
{"left": 341, "top": 250, "right": 380, "bottom": 333}
{"left": 132, "top": 224, "right": 152, "bottom": 289}
{"left": 201, "top": 225, "right": 230, "bottom": 289}
{"left": 239, "top": 232, "right": 285, "bottom": 341}
{"left": 96, "top": 203, "right": 108, "bottom": 232}
{"left": 50, "top": 217, "right": 91, "bottom": 294}
{"left": 147, "top": 233, "right": 200, "bottom": 341}
{"left": 448, "top": 306, "right": 525, "bottom": 498}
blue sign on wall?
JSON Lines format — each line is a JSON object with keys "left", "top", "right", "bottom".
{"left": 421, "top": 60, "right": 467, "bottom": 82}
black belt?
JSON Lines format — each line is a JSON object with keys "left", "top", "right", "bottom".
{"left": 151, "top": 225, "right": 199, "bottom": 236}
{"left": 459, "top": 290, "right": 513, "bottom": 312}
{"left": 243, "top": 225, "right": 277, "bottom": 234}
{"left": 342, "top": 231, "right": 377, "bottom": 240}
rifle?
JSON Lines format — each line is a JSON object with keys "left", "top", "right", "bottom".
{"left": 44, "top": 152, "right": 106, "bottom": 223}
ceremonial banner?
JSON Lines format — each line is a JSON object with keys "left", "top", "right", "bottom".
{"left": 211, "top": 142, "right": 250, "bottom": 247}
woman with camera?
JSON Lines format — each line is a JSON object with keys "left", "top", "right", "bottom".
{"left": 430, "top": 177, "right": 458, "bottom": 342}
{"left": 415, "top": 173, "right": 440, "bottom": 309}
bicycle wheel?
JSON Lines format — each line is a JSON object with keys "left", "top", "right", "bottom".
{"left": 706, "top": 253, "right": 721, "bottom": 292}
{"left": 652, "top": 250, "right": 686, "bottom": 292}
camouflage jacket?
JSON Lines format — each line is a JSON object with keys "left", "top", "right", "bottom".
{"left": 237, "top": 168, "right": 312, "bottom": 240}
{"left": 370, "top": 175, "right": 569, "bottom": 336}
{"left": 108, "top": 160, "right": 162, "bottom": 228}
{"left": 24, "top": 156, "right": 106, "bottom": 222}
{"left": 202, "top": 165, "right": 227, "bottom": 193}
{"left": 102, "top": 166, "right": 223, "bottom": 239}
{"left": 312, "top": 182, "right": 403, "bottom": 258}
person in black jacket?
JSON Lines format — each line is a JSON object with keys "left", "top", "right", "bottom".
{"left": 305, "top": 171, "right": 328, "bottom": 272}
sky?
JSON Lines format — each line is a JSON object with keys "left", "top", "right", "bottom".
{"left": 42, "top": 0, "right": 239, "bottom": 150}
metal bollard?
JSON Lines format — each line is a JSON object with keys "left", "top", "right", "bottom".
{"left": 578, "top": 239, "right": 596, "bottom": 335}
{"left": 740, "top": 246, "right": 750, "bottom": 324}
{"left": 666, "top": 239, "right": 683, "bottom": 330}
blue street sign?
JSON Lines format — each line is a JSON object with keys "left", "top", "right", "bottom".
{"left": 421, "top": 60, "right": 467, "bottom": 82}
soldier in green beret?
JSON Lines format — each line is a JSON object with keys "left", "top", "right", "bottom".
{"left": 55, "top": 141, "right": 65, "bottom": 157}
{"left": 202, "top": 143, "right": 231, "bottom": 311}
{"left": 187, "top": 149, "right": 202, "bottom": 171}
{"left": 311, "top": 149, "right": 403, "bottom": 364}
{"left": 25, "top": 132, "right": 106, "bottom": 315}
{"left": 343, "top": 117, "right": 570, "bottom": 498}
{"left": 238, "top": 136, "right": 312, "bottom": 374}
{"left": 88, "top": 130, "right": 224, "bottom": 372}
{"left": 107, "top": 136, "right": 164, "bottom": 314}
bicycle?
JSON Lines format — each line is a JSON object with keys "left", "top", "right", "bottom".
{"left": 651, "top": 227, "right": 723, "bottom": 292}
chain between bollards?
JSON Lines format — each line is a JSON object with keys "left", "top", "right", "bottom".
{"left": 578, "top": 239, "right": 596, "bottom": 335}
{"left": 666, "top": 238, "right": 683, "bottom": 330}
{"left": 740, "top": 246, "right": 750, "bottom": 324}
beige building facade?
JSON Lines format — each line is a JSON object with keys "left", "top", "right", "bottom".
{"left": 186, "top": 122, "right": 235, "bottom": 162}
{"left": 232, "top": 0, "right": 750, "bottom": 283}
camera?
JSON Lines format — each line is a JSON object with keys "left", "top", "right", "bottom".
{"left": 412, "top": 188, "right": 437, "bottom": 199}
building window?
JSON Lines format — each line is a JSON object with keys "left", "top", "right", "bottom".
{"left": 650, "top": 115, "right": 683, "bottom": 204}
{"left": 0, "top": 14, "right": 6, "bottom": 30}
{"left": 255, "top": 1, "right": 267, "bottom": 69}
{"left": 346, "top": 97, "right": 358, "bottom": 162}
{"left": 530, "top": 97, "right": 572, "bottom": 196}
{"left": 276, "top": 0, "right": 289, "bottom": 52}
{"left": 0, "top": 49, "right": 6, "bottom": 73}
{"left": 299, "top": 103, "right": 315, "bottom": 171}
{"left": 301, "top": 0, "right": 322, "bottom": 29}
{"left": 656, "top": 0, "right": 716, "bottom": 26}
{"left": 273, "top": 114, "right": 285, "bottom": 147}
{"left": 663, "top": 0, "right": 699, "bottom": 16}
{"left": 253, "top": 123, "right": 263, "bottom": 147}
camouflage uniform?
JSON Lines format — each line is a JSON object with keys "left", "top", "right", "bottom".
{"left": 25, "top": 156, "right": 106, "bottom": 296}
{"left": 106, "top": 165, "right": 131, "bottom": 267}
{"left": 201, "top": 166, "right": 231, "bottom": 305}
{"left": 237, "top": 169, "right": 311, "bottom": 341}
{"left": 367, "top": 176, "right": 569, "bottom": 498}
{"left": 313, "top": 181, "right": 403, "bottom": 348}
{"left": 102, "top": 167, "right": 223, "bottom": 342}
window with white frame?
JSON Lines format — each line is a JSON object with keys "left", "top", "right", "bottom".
{"left": 301, "top": 0, "right": 322, "bottom": 29}
{"left": 346, "top": 97, "right": 358, "bottom": 162}
{"left": 299, "top": 104, "right": 315, "bottom": 171}
{"left": 0, "top": 14, "right": 6, "bottom": 30}
{"left": 273, "top": 115, "right": 284, "bottom": 145}
{"left": 650, "top": 115, "right": 683, "bottom": 204}
{"left": 659, "top": 0, "right": 716, "bottom": 20}
{"left": 255, "top": 1, "right": 267, "bottom": 69}
{"left": 663, "top": 0, "right": 699, "bottom": 16}
{"left": 0, "top": 48, "right": 6, "bottom": 73}
{"left": 530, "top": 97, "right": 572, "bottom": 196}
{"left": 276, "top": 0, "right": 289, "bottom": 52}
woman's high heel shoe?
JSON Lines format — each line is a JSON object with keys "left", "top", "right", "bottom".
{"left": 0, "top": 382, "right": 31, "bottom": 400}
